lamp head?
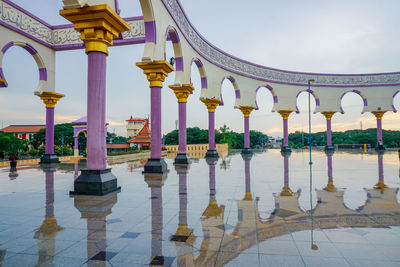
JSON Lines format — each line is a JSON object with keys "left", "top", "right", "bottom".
{"left": 308, "top": 79, "right": 315, "bottom": 84}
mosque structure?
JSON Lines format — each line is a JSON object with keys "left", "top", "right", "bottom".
{"left": 0, "top": 0, "right": 398, "bottom": 195}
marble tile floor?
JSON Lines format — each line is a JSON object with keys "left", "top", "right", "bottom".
{"left": 0, "top": 149, "right": 399, "bottom": 266}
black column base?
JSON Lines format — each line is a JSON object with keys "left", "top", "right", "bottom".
{"left": 375, "top": 145, "right": 385, "bottom": 151}
{"left": 280, "top": 149, "right": 292, "bottom": 157}
{"left": 280, "top": 146, "right": 292, "bottom": 153}
{"left": 241, "top": 153, "right": 253, "bottom": 161}
{"left": 241, "top": 148, "right": 253, "bottom": 154}
{"left": 174, "top": 153, "right": 190, "bottom": 165}
{"left": 143, "top": 158, "right": 168, "bottom": 174}
{"left": 40, "top": 154, "right": 60, "bottom": 164}
{"left": 324, "top": 145, "right": 335, "bottom": 152}
{"left": 70, "top": 168, "right": 119, "bottom": 196}
{"left": 205, "top": 149, "right": 219, "bottom": 159}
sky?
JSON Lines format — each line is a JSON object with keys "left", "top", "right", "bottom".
{"left": 1, "top": 0, "right": 400, "bottom": 138}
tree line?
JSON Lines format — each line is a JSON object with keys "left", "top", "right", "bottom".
{"left": 288, "top": 128, "right": 400, "bottom": 148}
{"left": 164, "top": 125, "right": 269, "bottom": 149}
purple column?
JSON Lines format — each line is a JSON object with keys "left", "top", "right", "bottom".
{"left": 284, "top": 155, "right": 289, "bottom": 188}
{"left": 377, "top": 118, "right": 383, "bottom": 144}
{"left": 283, "top": 119, "right": 289, "bottom": 147}
{"left": 150, "top": 87, "right": 162, "bottom": 159}
{"left": 244, "top": 116, "right": 250, "bottom": 149}
{"left": 74, "top": 137, "right": 78, "bottom": 150}
{"left": 45, "top": 108, "right": 55, "bottom": 154}
{"left": 209, "top": 112, "right": 215, "bottom": 150}
{"left": 209, "top": 164, "right": 216, "bottom": 201}
{"left": 178, "top": 102, "right": 187, "bottom": 154}
{"left": 245, "top": 159, "right": 251, "bottom": 193}
{"left": 86, "top": 52, "right": 107, "bottom": 170}
{"left": 328, "top": 155, "right": 333, "bottom": 183}
{"left": 326, "top": 119, "right": 332, "bottom": 146}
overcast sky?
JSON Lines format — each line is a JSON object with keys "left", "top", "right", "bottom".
{"left": 1, "top": 0, "right": 399, "bottom": 137}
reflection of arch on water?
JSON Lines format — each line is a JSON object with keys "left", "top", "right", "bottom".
{"left": 72, "top": 117, "right": 87, "bottom": 157}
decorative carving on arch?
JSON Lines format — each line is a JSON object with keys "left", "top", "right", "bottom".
{"left": 191, "top": 57, "right": 207, "bottom": 89}
{"left": 340, "top": 90, "right": 368, "bottom": 114}
{"left": 0, "top": 41, "right": 47, "bottom": 94}
{"left": 161, "top": 0, "right": 400, "bottom": 87}
{"left": 295, "top": 90, "right": 320, "bottom": 114}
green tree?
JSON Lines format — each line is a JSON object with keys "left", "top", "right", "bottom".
{"left": 0, "top": 131, "right": 28, "bottom": 155}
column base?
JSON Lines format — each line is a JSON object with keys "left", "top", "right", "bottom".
{"left": 375, "top": 145, "right": 385, "bottom": 151}
{"left": 241, "top": 148, "right": 253, "bottom": 154}
{"left": 174, "top": 153, "right": 190, "bottom": 165}
{"left": 280, "top": 146, "right": 292, "bottom": 153}
{"left": 143, "top": 158, "right": 168, "bottom": 174}
{"left": 324, "top": 145, "right": 335, "bottom": 152}
{"left": 70, "top": 168, "right": 119, "bottom": 196}
{"left": 205, "top": 149, "right": 219, "bottom": 159}
{"left": 241, "top": 153, "right": 253, "bottom": 161}
{"left": 40, "top": 154, "right": 60, "bottom": 164}
{"left": 280, "top": 149, "right": 292, "bottom": 157}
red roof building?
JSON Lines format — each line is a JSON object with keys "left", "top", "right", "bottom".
{"left": 106, "top": 143, "right": 130, "bottom": 154}
{"left": 127, "top": 119, "right": 151, "bottom": 150}
{"left": 0, "top": 125, "right": 45, "bottom": 140}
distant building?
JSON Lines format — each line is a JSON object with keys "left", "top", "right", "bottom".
{"left": 107, "top": 143, "right": 130, "bottom": 154}
{"left": 0, "top": 125, "right": 45, "bottom": 141}
{"left": 126, "top": 115, "right": 147, "bottom": 138}
{"left": 127, "top": 119, "right": 151, "bottom": 150}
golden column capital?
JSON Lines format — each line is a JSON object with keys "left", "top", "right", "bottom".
{"left": 169, "top": 84, "right": 194, "bottom": 103}
{"left": 278, "top": 110, "right": 293, "bottom": 120}
{"left": 60, "top": 4, "right": 130, "bottom": 55}
{"left": 321, "top": 111, "right": 336, "bottom": 120}
{"left": 38, "top": 91, "right": 65, "bottom": 108}
{"left": 200, "top": 98, "right": 222, "bottom": 112}
{"left": 136, "top": 60, "right": 174, "bottom": 88}
{"left": 371, "top": 110, "right": 387, "bottom": 120}
{"left": 238, "top": 106, "right": 256, "bottom": 118}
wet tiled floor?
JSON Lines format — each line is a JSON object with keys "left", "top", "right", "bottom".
{"left": 0, "top": 149, "right": 399, "bottom": 266}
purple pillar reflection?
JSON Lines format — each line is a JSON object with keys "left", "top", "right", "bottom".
{"left": 178, "top": 172, "right": 187, "bottom": 226}
{"left": 245, "top": 159, "right": 251, "bottom": 193}
{"left": 86, "top": 52, "right": 107, "bottom": 170}
{"left": 327, "top": 155, "right": 333, "bottom": 183}
{"left": 45, "top": 108, "right": 55, "bottom": 154}
{"left": 74, "top": 137, "right": 78, "bottom": 150}
{"left": 244, "top": 116, "right": 250, "bottom": 149}
{"left": 178, "top": 102, "right": 187, "bottom": 154}
{"left": 209, "top": 112, "right": 215, "bottom": 150}
{"left": 284, "top": 155, "right": 289, "bottom": 188}
{"left": 45, "top": 171, "right": 54, "bottom": 218}
{"left": 283, "top": 119, "right": 288, "bottom": 147}
{"left": 326, "top": 119, "right": 332, "bottom": 146}
{"left": 209, "top": 164, "right": 216, "bottom": 201}
{"left": 378, "top": 153, "right": 384, "bottom": 182}
{"left": 151, "top": 186, "right": 163, "bottom": 257}
{"left": 151, "top": 87, "right": 162, "bottom": 159}
{"left": 377, "top": 118, "right": 383, "bottom": 144}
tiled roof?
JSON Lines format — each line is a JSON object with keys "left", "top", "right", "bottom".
{"left": 0, "top": 125, "right": 45, "bottom": 133}
{"left": 128, "top": 119, "right": 151, "bottom": 143}
{"left": 107, "top": 143, "right": 130, "bottom": 149}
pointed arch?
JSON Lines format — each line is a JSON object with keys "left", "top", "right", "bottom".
{"left": 255, "top": 84, "right": 278, "bottom": 110}
{"left": 190, "top": 57, "right": 207, "bottom": 89}
{"left": 340, "top": 90, "right": 368, "bottom": 114}
{"left": 220, "top": 75, "right": 239, "bottom": 106}
{"left": 295, "top": 89, "right": 319, "bottom": 113}
{"left": 0, "top": 41, "right": 47, "bottom": 93}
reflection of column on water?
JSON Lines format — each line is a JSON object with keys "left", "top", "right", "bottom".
{"left": 171, "top": 164, "right": 196, "bottom": 266}
{"left": 73, "top": 190, "right": 119, "bottom": 266}
{"left": 144, "top": 173, "right": 167, "bottom": 266}
{"left": 197, "top": 158, "right": 225, "bottom": 256}
{"left": 35, "top": 166, "right": 64, "bottom": 266}
{"left": 323, "top": 150, "right": 336, "bottom": 192}
{"left": 242, "top": 153, "right": 253, "bottom": 200}
{"left": 374, "top": 151, "right": 387, "bottom": 190}
{"left": 8, "top": 166, "right": 18, "bottom": 180}
{"left": 280, "top": 150, "right": 293, "bottom": 196}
